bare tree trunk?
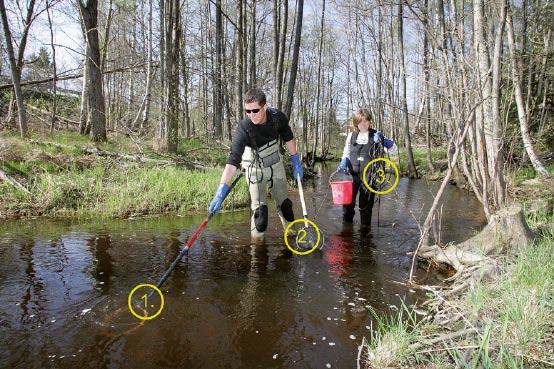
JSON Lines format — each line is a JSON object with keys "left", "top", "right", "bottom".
{"left": 79, "top": 46, "right": 90, "bottom": 135}
{"left": 235, "top": 0, "right": 245, "bottom": 121}
{"left": 222, "top": 6, "right": 231, "bottom": 140}
{"left": 200, "top": 1, "right": 208, "bottom": 136}
{"left": 537, "top": 30, "right": 551, "bottom": 133}
{"left": 472, "top": 0, "right": 492, "bottom": 216}
{"left": 159, "top": 0, "right": 180, "bottom": 152}
{"left": 127, "top": 5, "right": 137, "bottom": 129}
{"left": 100, "top": 0, "right": 114, "bottom": 72}
{"left": 490, "top": 0, "right": 507, "bottom": 206}
{"left": 79, "top": 0, "right": 107, "bottom": 142}
{"left": 101, "top": 0, "right": 114, "bottom": 133}
{"left": 423, "top": 0, "right": 434, "bottom": 172}
{"left": 311, "top": 0, "right": 325, "bottom": 167}
{"left": 46, "top": 1, "right": 57, "bottom": 133}
{"left": 248, "top": 0, "right": 256, "bottom": 87}
{"left": 473, "top": 0, "right": 509, "bottom": 211}
{"left": 241, "top": 1, "right": 248, "bottom": 99}
{"left": 398, "top": 1, "right": 418, "bottom": 178}
{"left": 275, "top": 0, "right": 288, "bottom": 108}
{"left": 419, "top": 110, "right": 473, "bottom": 250}
{"left": 159, "top": 0, "right": 165, "bottom": 98}
{"left": 181, "top": 29, "right": 190, "bottom": 138}
{"left": 224, "top": 65, "right": 232, "bottom": 140}
{"left": 506, "top": 5, "right": 549, "bottom": 177}
{"left": 133, "top": 0, "right": 153, "bottom": 132}
{"left": 283, "top": 0, "right": 303, "bottom": 120}
{"left": 376, "top": 0, "right": 383, "bottom": 127}
{"left": 272, "top": 0, "right": 280, "bottom": 104}
{"left": 0, "top": 0, "right": 36, "bottom": 137}
{"left": 213, "top": 0, "right": 223, "bottom": 138}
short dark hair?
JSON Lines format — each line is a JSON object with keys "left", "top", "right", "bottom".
{"left": 243, "top": 88, "right": 266, "bottom": 105}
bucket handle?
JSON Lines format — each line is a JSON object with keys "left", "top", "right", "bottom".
{"left": 329, "top": 169, "right": 353, "bottom": 184}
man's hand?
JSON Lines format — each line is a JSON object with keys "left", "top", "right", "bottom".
{"left": 290, "top": 154, "right": 304, "bottom": 180}
{"left": 208, "top": 183, "right": 230, "bottom": 215}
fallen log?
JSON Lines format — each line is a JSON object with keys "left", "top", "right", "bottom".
{"left": 0, "top": 169, "right": 31, "bottom": 195}
{"left": 408, "top": 328, "right": 476, "bottom": 352}
{"left": 26, "top": 104, "right": 80, "bottom": 126}
{"left": 28, "top": 140, "right": 215, "bottom": 171}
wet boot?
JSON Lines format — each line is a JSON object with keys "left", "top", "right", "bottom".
{"left": 341, "top": 221, "right": 354, "bottom": 234}
{"left": 360, "top": 218, "right": 372, "bottom": 236}
{"left": 278, "top": 212, "right": 298, "bottom": 237}
{"left": 360, "top": 223, "right": 371, "bottom": 235}
{"left": 251, "top": 228, "right": 265, "bottom": 244}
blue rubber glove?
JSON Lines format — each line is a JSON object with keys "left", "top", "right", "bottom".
{"left": 208, "top": 183, "right": 230, "bottom": 215}
{"left": 291, "top": 154, "right": 304, "bottom": 180}
{"left": 373, "top": 131, "right": 385, "bottom": 145}
{"left": 338, "top": 157, "right": 350, "bottom": 173}
{"left": 383, "top": 138, "right": 395, "bottom": 150}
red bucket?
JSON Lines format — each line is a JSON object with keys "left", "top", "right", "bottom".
{"left": 329, "top": 173, "right": 353, "bottom": 205}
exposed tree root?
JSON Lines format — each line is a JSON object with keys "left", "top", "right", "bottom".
{"left": 359, "top": 205, "right": 550, "bottom": 368}
{"left": 418, "top": 204, "right": 535, "bottom": 280}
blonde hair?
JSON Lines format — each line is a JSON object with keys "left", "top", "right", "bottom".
{"left": 349, "top": 108, "right": 373, "bottom": 133}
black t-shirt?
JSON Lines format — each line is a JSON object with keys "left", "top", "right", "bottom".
{"left": 226, "top": 108, "right": 294, "bottom": 168}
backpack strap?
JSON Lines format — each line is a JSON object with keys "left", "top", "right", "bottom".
{"left": 350, "top": 131, "right": 358, "bottom": 145}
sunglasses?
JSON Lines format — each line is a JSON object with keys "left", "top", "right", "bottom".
{"left": 245, "top": 108, "right": 261, "bottom": 114}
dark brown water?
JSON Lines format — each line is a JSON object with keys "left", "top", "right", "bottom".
{"left": 0, "top": 163, "right": 486, "bottom": 369}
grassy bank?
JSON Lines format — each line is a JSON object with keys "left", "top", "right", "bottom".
{"left": 0, "top": 131, "right": 249, "bottom": 218}
{"left": 363, "top": 228, "right": 553, "bottom": 368}
{"left": 360, "top": 173, "right": 554, "bottom": 368}
{"left": 397, "top": 145, "right": 448, "bottom": 177}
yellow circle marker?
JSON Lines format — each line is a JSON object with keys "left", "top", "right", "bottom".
{"left": 128, "top": 284, "right": 164, "bottom": 320}
{"left": 362, "top": 157, "right": 399, "bottom": 195}
{"left": 284, "top": 218, "right": 321, "bottom": 255}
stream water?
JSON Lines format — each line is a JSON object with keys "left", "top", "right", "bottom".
{"left": 0, "top": 163, "right": 486, "bottom": 369}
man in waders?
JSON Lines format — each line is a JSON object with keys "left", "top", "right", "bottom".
{"left": 208, "top": 88, "right": 303, "bottom": 241}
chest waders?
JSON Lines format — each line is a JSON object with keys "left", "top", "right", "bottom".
{"left": 343, "top": 132, "right": 381, "bottom": 226}
{"left": 242, "top": 137, "right": 295, "bottom": 241}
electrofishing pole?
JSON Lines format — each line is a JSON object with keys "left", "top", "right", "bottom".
{"left": 145, "top": 172, "right": 244, "bottom": 299}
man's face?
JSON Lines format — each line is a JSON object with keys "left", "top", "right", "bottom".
{"left": 244, "top": 101, "right": 267, "bottom": 125}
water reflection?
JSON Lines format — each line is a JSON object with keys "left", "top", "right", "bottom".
{"left": 0, "top": 164, "right": 487, "bottom": 368}
{"left": 93, "top": 234, "right": 113, "bottom": 293}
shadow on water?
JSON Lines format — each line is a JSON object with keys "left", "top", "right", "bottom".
{"left": 0, "top": 162, "right": 487, "bottom": 368}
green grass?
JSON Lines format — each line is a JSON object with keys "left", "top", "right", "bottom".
{"left": 362, "top": 212, "right": 553, "bottom": 368}
{"left": 0, "top": 134, "right": 249, "bottom": 218}
{"left": 458, "top": 230, "right": 553, "bottom": 368}
{"left": 507, "top": 165, "right": 554, "bottom": 187}
{"left": 3, "top": 164, "right": 249, "bottom": 218}
{"left": 361, "top": 304, "right": 421, "bottom": 368}
{"left": 397, "top": 146, "right": 447, "bottom": 175}
{"left": 177, "top": 137, "right": 229, "bottom": 167}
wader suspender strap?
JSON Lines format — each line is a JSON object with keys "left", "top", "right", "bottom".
{"left": 245, "top": 127, "right": 263, "bottom": 184}
{"left": 246, "top": 126, "right": 260, "bottom": 164}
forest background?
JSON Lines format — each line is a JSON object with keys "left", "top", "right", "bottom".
{"left": 0, "top": 0, "right": 553, "bottom": 367}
